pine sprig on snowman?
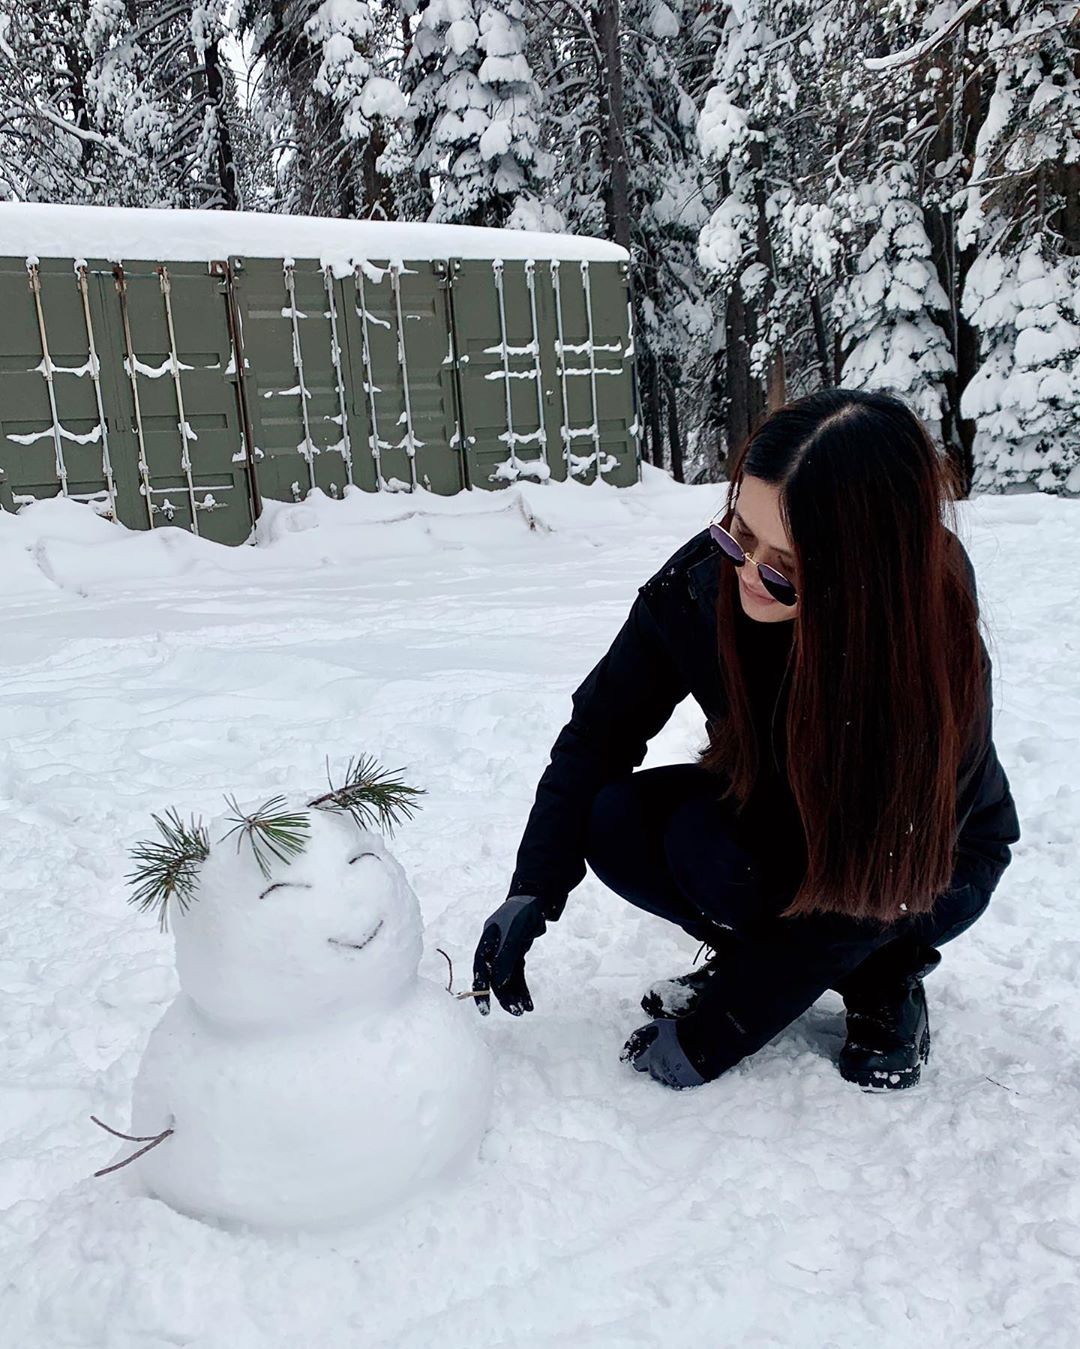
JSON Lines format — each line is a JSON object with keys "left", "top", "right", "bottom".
{"left": 105, "top": 754, "right": 493, "bottom": 1231}
{"left": 221, "top": 794, "right": 311, "bottom": 880}
{"left": 127, "top": 809, "right": 210, "bottom": 930}
{"left": 307, "top": 753, "right": 427, "bottom": 835}
{"left": 125, "top": 755, "right": 427, "bottom": 930}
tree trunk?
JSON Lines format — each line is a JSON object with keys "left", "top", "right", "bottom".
{"left": 361, "top": 123, "right": 395, "bottom": 219}
{"left": 922, "top": 27, "right": 987, "bottom": 494}
{"left": 923, "top": 31, "right": 962, "bottom": 480}
{"left": 644, "top": 350, "right": 664, "bottom": 468}
{"left": 663, "top": 357, "right": 684, "bottom": 483}
{"left": 747, "top": 134, "right": 785, "bottom": 408}
{"left": 1056, "top": 159, "right": 1080, "bottom": 252}
{"left": 337, "top": 142, "right": 359, "bottom": 218}
{"left": 60, "top": 35, "right": 94, "bottom": 176}
{"left": 703, "top": 341, "right": 726, "bottom": 480}
{"left": 723, "top": 277, "right": 764, "bottom": 475}
{"left": 809, "top": 288, "right": 832, "bottom": 387}
{"left": 595, "top": 0, "right": 631, "bottom": 251}
{"left": 951, "top": 48, "right": 986, "bottom": 494}
{"left": 204, "top": 41, "right": 240, "bottom": 211}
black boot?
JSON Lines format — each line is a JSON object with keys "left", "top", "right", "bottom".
{"left": 837, "top": 944, "right": 942, "bottom": 1090}
{"left": 640, "top": 929, "right": 736, "bottom": 1019}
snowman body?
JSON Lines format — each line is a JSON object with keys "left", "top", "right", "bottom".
{"left": 128, "top": 807, "right": 492, "bottom": 1229}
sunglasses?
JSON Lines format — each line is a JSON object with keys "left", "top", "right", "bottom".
{"left": 708, "top": 517, "right": 799, "bottom": 607}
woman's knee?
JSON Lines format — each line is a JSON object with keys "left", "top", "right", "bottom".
{"left": 584, "top": 766, "right": 714, "bottom": 874}
{"left": 583, "top": 777, "right": 644, "bottom": 884}
{"left": 914, "top": 879, "right": 993, "bottom": 949}
{"left": 662, "top": 796, "right": 766, "bottom": 930}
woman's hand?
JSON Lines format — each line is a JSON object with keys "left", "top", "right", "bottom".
{"left": 620, "top": 1018, "right": 708, "bottom": 1089}
{"left": 472, "top": 896, "right": 547, "bottom": 1015}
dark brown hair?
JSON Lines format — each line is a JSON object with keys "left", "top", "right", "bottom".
{"left": 697, "top": 387, "right": 986, "bottom": 921}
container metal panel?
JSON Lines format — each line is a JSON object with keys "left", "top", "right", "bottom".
{"left": 450, "top": 257, "right": 638, "bottom": 489}
{"left": 547, "top": 258, "right": 639, "bottom": 486}
{"left": 0, "top": 257, "right": 255, "bottom": 543}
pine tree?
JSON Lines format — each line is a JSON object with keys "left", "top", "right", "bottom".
{"left": 403, "top": 0, "right": 553, "bottom": 227}
{"left": 529, "top": 0, "right": 719, "bottom": 479}
{"left": 0, "top": 2, "right": 119, "bottom": 202}
{"left": 620, "top": 0, "right": 717, "bottom": 481}
{"left": 88, "top": 0, "right": 242, "bottom": 209}
{"left": 697, "top": 0, "right": 840, "bottom": 461}
{"left": 832, "top": 155, "right": 955, "bottom": 431}
{"left": 242, "top": 0, "right": 406, "bottom": 217}
{"left": 380, "top": 1, "right": 436, "bottom": 219}
{"left": 957, "top": 0, "right": 1080, "bottom": 491}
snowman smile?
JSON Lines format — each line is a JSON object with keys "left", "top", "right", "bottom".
{"left": 327, "top": 918, "right": 384, "bottom": 953}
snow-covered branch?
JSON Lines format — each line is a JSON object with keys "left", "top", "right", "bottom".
{"left": 863, "top": 0, "right": 985, "bottom": 72}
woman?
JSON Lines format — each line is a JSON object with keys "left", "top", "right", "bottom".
{"left": 471, "top": 388, "right": 1020, "bottom": 1091}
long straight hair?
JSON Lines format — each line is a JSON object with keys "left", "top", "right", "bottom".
{"left": 696, "top": 388, "right": 986, "bottom": 921}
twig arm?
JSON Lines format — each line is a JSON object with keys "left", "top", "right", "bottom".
{"left": 90, "top": 1115, "right": 175, "bottom": 1178}
{"left": 94, "top": 1129, "right": 174, "bottom": 1178}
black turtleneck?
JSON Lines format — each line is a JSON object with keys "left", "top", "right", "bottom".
{"left": 730, "top": 601, "right": 806, "bottom": 890}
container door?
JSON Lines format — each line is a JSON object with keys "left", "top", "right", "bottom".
{"left": 544, "top": 258, "right": 640, "bottom": 487}
{"left": 97, "top": 261, "right": 256, "bottom": 543}
{"left": 228, "top": 258, "right": 366, "bottom": 503}
{"left": 336, "top": 259, "right": 464, "bottom": 495}
{"left": 0, "top": 258, "right": 130, "bottom": 519}
{"left": 447, "top": 258, "right": 560, "bottom": 489}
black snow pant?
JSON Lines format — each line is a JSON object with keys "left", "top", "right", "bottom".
{"left": 583, "top": 764, "right": 993, "bottom": 1058}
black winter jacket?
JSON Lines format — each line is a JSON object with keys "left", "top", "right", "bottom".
{"left": 506, "top": 527, "right": 1020, "bottom": 923}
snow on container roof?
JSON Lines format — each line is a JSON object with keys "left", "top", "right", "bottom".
{"left": 0, "top": 203, "right": 628, "bottom": 269}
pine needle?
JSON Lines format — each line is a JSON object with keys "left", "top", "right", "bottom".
{"left": 308, "top": 754, "right": 426, "bottom": 838}
{"left": 126, "top": 809, "right": 210, "bottom": 932}
{"left": 220, "top": 794, "right": 311, "bottom": 879}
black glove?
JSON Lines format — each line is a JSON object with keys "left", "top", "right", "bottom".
{"left": 620, "top": 1018, "right": 708, "bottom": 1089}
{"left": 472, "top": 895, "right": 547, "bottom": 1016}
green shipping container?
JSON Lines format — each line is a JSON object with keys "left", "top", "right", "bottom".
{"left": 0, "top": 205, "right": 641, "bottom": 545}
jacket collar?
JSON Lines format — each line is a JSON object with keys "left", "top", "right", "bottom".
{"left": 686, "top": 546, "right": 722, "bottom": 624}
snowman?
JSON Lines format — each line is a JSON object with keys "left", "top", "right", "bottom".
{"left": 114, "top": 759, "right": 493, "bottom": 1230}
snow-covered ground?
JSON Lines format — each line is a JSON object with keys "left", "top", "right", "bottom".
{"left": 1, "top": 471, "right": 1077, "bottom": 1348}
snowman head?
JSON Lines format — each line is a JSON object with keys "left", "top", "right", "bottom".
{"left": 178, "top": 805, "right": 422, "bottom": 1028}
{"left": 127, "top": 762, "right": 426, "bottom": 1029}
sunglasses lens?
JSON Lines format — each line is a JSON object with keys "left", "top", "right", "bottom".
{"left": 709, "top": 522, "right": 746, "bottom": 565}
{"left": 758, "top": 564, "right": 798, "bottom": 607}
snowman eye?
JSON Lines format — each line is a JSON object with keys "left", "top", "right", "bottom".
{"left": 259, "top": 881, "right": 313, "bottom": 899}
{"left": 349, "top": 852, "right": 380, "bottom": 864}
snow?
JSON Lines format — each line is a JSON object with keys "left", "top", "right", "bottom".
{"left": 1, "top": 469, "right": 1079, "bottom": 1343}
{"left": 0, "top": 203, "right": 628, "bottom": 269}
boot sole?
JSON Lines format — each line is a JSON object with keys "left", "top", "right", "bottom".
{"left": 640, "top": 991, "right": 688, "bottom": 1020}
{"left": 640, "top": 992, "right": 667, "bottom": 1018}
{"left": 840, "top": 1026, "right": 931, "bottom": 1092}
